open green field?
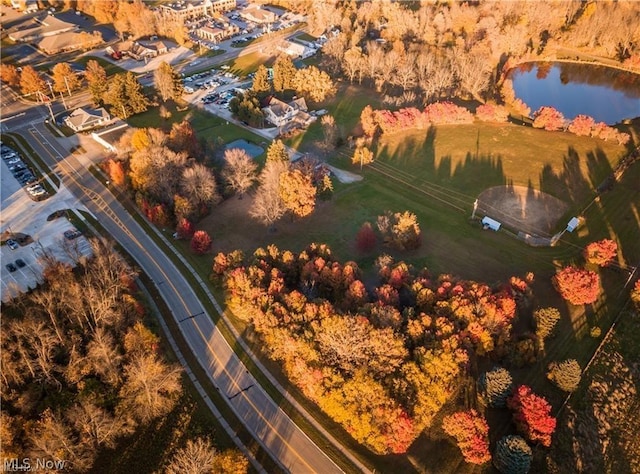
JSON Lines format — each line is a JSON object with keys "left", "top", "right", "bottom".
{"left": 75, "top": 55, "right": 129, "bottom": 76}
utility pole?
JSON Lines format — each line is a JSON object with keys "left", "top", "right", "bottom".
{"left": 59, "top": 91, "right": 67, "bottom": 110}
{"left": 63, "top": 75, "right": 72, "bottom": 96}
{"left": 46, "top": 81, "right": 54, "bottom": 97}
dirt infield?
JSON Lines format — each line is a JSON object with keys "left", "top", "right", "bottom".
{"left": 477, "top": 185, "right": 569, "bottom": 236}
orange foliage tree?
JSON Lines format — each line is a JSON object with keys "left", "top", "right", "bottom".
{"left": 553, "top": 266, "right": 600, "bottom": 305}
{"left": 442, "top": 410, "right": 491, "bottom": 464}
{"left": 584, "top": 239, "right": 617, "bottom": 266}
{"left": 278, "top": 169, "right": 317, "bottom": 218}
{"left": 532, "top": 106, "right": 565, "bottom": 131}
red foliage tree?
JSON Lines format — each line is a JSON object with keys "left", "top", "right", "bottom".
{"left": 423, "top": 101, "right": 474, "bottom": 125}
{"left": 190, "top": 230, "right": 212, "bottom": 255}
{"left": 442, "top": 409, "right": 491, "bottom": 464}
{"left": 175, "top": 217, "right": 195, "bottom": 240}
{"left": 532, "top": 106, "right": 565, "bottom": 131}
{"left": 584, "top": 239, "right": 617, "bottom": 266}
{"left": 507, "top": 385, "right": 556, "bottom": 447}
{"left": 567, "top": 114, "right": 595, "bottom": 136}
{"left": 553, "top": 266, "right": 600, "bottom": 305}
{"left": 355, "top": 222, "right": 377, "bottom": 253}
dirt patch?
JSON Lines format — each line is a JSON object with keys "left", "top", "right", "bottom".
{"left": 477, "top": 185, "right": 569, "bottom": 236}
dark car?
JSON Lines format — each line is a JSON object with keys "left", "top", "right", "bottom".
{"left": 6, "top": 263, "right": 17, "bottom": 272}
{"left": 15, "top": 258, "right": 26, "bottom": 268}
{"left": 64, "top": 229, "right": 82, "bottom": 240}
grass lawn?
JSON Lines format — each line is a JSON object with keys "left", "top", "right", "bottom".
{"left": 295, "top": 32, "right": 318, "bottom": 42}
{"left": 75, "top": 55, "right": 129, "bottom": 76}
{"left": 224, "top": 51, "right": 274, "bottom": 78}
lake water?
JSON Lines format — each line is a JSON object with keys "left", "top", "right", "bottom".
{"left": 508, "top": 62, "right": 640, "bottom": 124}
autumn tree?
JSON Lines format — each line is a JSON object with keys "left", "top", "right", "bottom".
{"left": 168, "top": 119, "right": 202, "bottom": 159}
{"left": 377, "top": 211, "right": 422, "bottom": 250}
{"left": 266, "top": 139, "right": 290, "bottom": 163}
{"left": 442, "top": 410, "right": 491, "bottom": 465}
{"left": 320, "top": 115, "right": 338, "bottom": 152}
{"left": 352, "top": 146, "right": 374, "bottom": 170}
{"left": 493, "top": 435, "right": 532, "bottom": 474}
{"left": 103, "top": 72, "right": 149, "bottom": 119}
{"left": 154, "top": 61, "right": 183, "bottom": 102}
{"left": 279, "top": 169, "right": 317, "bottom": 218}
{"left": 532, "top": 106, "right": 565, "bottom": 131}
{"left": 584, "top": 239, "right": 617, "bottom": 266}
{"left": 212, "top": 450, "right": 249, "bottom": 474}
{"left": 251, "top": 64, "right": 271, "bottom": 97}
{"left": 250, "top": 160, "right": 288, "bottom": 229}
{"left": 221, "top": 148, "right": 257, "bottom": 196}
{"left": 547, "top": 359, "right": 581, "bottom": 392}
{"left": 190, "top": 230, "right": 212, "bottom": 255}
{"left": 85, "top": 59, "right": 107, "bottom": 106}
{"left": 166, "top": 437, "right": 217, "bottom": 474}
{"left": 51, "top": 62, "right": 81, "bottom": 95}
{"left": 360, "top": 105, "right": 378, "bottom": 137}
{"left": 114, "top": 0, "right": 156, "bottom": 40}
{"left": 19, "top": 65, "right": 46, "bottom": 99}
{"left": 568, "top": 114, "right": 596, "bottom": 136}
{"left": 175, "top": 218, "right": 195, "bottom": 240}
{"left": 553, "top": 266, "right": 600, "bottom": 305}
{"left": 229, "top": 91, "right": 264, "bottom": 127}
{"left": 105, "top": 159, "right": 126, "bottom": 187}
{"left": 294, "top": 65, "right": 336, "bottom": 103}
{"left": 478, "top": 367, "right": 513, "bottom": 408}
{"left": 181, "top": 164, "right": 220, "bottom": 210}
{"left": 272, "top": 54, "right": 296, "bottom": 93}
{"left": 0, "top": 64, "right": 20, "bottom": 88}
{"left": 355, "top": 222, "right": 377, "bottom": 253}
{"left": 507, "top": 385, "right": 556, "bottom": 447}
{"left": 630, "top": 279, "right": 640, "bottom": 312}
{"left": 120, "top": 353, "right": 182, "bottom": 422}
{"left": 534, "top": 307, "right": 561, "bottom": 342}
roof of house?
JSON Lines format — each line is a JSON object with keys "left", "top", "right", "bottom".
{"left": 290, "top": 97, "right": 307, "bottom": 112}
{"left": 91, "top": 121, "right": 129, "bottom": 151}
{"left": 37, "top": 31, "right": 102, "bottom": 54}
{"left": 241, "top": 5, "right": 276, "bottom": 22}
{"left": 264, "top": 97, "right": 309, "bottom": 118}
{"left": 65, "top": 107, "right": 110, "bottom": 130}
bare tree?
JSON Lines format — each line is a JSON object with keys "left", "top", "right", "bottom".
{"left": 320, "top": 115, "right": 338, "bottom": 152}
{"left": 87, "top": 327, "right": 123, "bottom": 386}
{"left": 249, "top": 161, "right": 288, "bottom": 229}
{"left": 452, "top": 47, "right": 493, "bottom": 102}
{"left": 221, "top": 148, "right": 258, "bottom": 196}
{"left": 119, "top": 353, "right": 182, "bottom": 422}
{"left": 166, "top": 437, "right": 217, "bottom": 474}
{"left": 67, "top": 400, "right": 132, "bottom": 449}
{"left": 343, "top": 47, "right": 365, "bottom": 83}
{"left": 181, "top": 164, "right": 220, "bottom": 208}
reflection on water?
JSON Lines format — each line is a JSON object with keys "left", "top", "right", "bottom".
{"left": 508, "top": 62, "right": 640, "bottom": 124}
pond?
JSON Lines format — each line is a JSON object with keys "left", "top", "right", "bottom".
{"left": 225, "top": 139, "right": 264, "bottom": 158}
{"left": 507, "top": 62, "right": 640, "bottom": 124}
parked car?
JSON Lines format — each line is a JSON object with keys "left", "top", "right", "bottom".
{"left": 64, "top": 229, "right": 82, "bottom": 240}
{"left": 15, "top": 259, "right": 26, "bottom": 268}
{"left": 6, "top": 239, "right": 19, "bottom": 250}
{"left": 5, "top": 263, "right": 17, "bottom": 272}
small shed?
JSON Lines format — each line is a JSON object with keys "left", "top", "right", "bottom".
{"left": 566, "top": 217, "right": 580, "bottom": 232}
{"left": 482, "top": 216, "right": 501, "bottom": 231}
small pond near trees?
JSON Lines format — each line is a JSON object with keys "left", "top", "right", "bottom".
{"left": 507, "top": 62, "right": 640, "bottom": 124}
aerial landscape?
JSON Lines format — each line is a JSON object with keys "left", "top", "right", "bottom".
{"left": 0, "top": 0, "right": 639, "bottom": 473}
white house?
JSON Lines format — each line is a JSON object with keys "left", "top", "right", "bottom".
{"left": 262, "top": 97, "right": 312, "bottom": 127}
{"left": 91, "top": 122, "right": 129, "bottom": 153}
{"left": 64, "top": 107, "right": 111, "bottom": 132}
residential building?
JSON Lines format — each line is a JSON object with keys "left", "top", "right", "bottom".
{"left": 37, "top": 31, "right": 103, "bottom": 55}
{"left": 239, "top": 4, "right": 277, "bottom": 24}
{"left": 91, "top": 122, "right": 129, "bottom": 153}
{"left": 118, "top": 40, "right": 170, "bottom": 60}
{"left": 159, "top": 0, "right": 236, "bottom": 20}
{"left": 64, "top": 107, "right": 111, "bottom": 132}
{"left": 262, "top": 97, "right": 313, "bottom": 128}
{"left": 277, "top": 40, "right": 316, "bottom": 59}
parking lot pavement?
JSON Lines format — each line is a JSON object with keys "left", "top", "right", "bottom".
{"left": 1, "top": 159, "right": 92, "bottom": 302}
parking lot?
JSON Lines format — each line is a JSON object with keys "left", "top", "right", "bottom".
{"left": 1, "top": 154, "right": 92, "bottom": 302}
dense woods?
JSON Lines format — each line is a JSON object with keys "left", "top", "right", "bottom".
{"left": 0, "top": 239, "right": 182, "bottom": 470}
{"left": 210, "top": 242, "right": 551, "bottom": 454}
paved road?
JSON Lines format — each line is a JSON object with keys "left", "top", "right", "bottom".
{"left": 14, "top": 120, "right": 343, "bottom": 473}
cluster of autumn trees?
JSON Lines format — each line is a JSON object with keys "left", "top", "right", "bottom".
{"left": 210, "top": 241, "right": 556, "bottom": 454}
{"left": 0, "top": 239, "right": 183, "bottom": 471}
{"left": 532, "top": 107, "right": 631, "bottom": 145}
{"left": 313, "top": 1, "right": 639, "bottom": 102}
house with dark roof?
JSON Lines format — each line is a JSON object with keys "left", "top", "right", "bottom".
{"left": 64, "top": 107, "right": 111, "bottom": 132}
{"left": 8, "top": 13, "right": 77, "bottom": 42}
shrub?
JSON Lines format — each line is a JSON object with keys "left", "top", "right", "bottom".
{"left": 355, "top": 222, "right": 377, "bottom": 253}
{"left": 589, "top": 326, "right": 601, "bottom": 338}
{"left": 553, "top": 266, "right": 600, "bottom": 305}
{"left": 507, "top": 385, "right": 556, "bottom": 447}
{"left": 631, "top": 280, "right": 640, "bottom": 311}
{"left": 493, "top": 435, "right": 532, "bottom": 474}
{"left": 567, "top": 114, "right": 595, "bottom": 136}
{"left": 377, "top": 211, "right": 422, "bottom": 251}
{"left": 532, "top": 106, "right": 565, "bottom": 131}
{"left": 478, "top": 367, "right": 513, "bottom": 408}
{"left": 190, "top": 230, "right": 212, "bottom": 255}
{"left": 423, "top": 101, "right": 474, "bottom": 124}
{"left": 476, "top": 103, "right": 509, "bottom": 122}
{"left": 584, "top": 239, "right": 617, "bottom": 266}
{"left": 533, "top": 307, "right": 561, "bottom": 340}
{"left": 442, "top": 410, "right": 491, "bottom": 465}
{"left": 175, "top": 218, "right": 194, "bottom": 240}
{"left": 547, "top": 359, "right": 581, "bottom": 392}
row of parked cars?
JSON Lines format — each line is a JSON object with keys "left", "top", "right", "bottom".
{"left": 1, "top": 144, "right": 48, "bottom": 200}
{"left": 5, "top": 258, "right": 26, "bottom": 273}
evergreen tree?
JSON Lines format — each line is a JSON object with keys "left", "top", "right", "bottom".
{"left": 251, "top": 65, "right": 271, "bottom": 97}
{"left": 493, "top": 435, "right": 532, "bottom": 474}
{"left": 547, "top": 359, "right": 581, "bottom": 392}
{"left": 479, "top": 367, "right": 513, "bottom": 408}
{"left": 154, "top": 61, "right": 183, "bottom": 102}
{"left": 272, "top": 54, "right": 296, "bottom": 93}
{"left": 103, "top": 72, "right": 149, "bottom": 119}
{"left": 266, "top": 139, "right": 290, "bottom": 163}
{"left": 85, "top": 60, "right": 107, "bottom": 106}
